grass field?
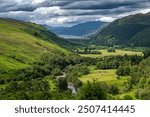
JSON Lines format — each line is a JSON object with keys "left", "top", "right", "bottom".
{"left": 79, "top": 69, "right": 129, "bottom": 86}
{"left": 79, "top": 49, "right": 143, "bottom": 58}
{"left": 79, "top": 68, "right": 135, "bottom": 99}
{"left": 0, "top": 19, "right": 69, "bottom": 73}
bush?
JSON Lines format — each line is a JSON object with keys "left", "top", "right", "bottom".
{"left": 0, "top": 80, "right": 51, "bottom": 100}
{"left": 116, "top": 66, "right": 130, "bottom": 76}
{"left": 123, "top": 95, "right": 133, "bottom": 100}
{"left": 107, "top": 48, "right": 116, "bottom": 52}
{"left": 66, "top": 64, "right": 89, "bottom": 77}
{"left": 136, "top": 90, "right": 150, "bottom": 100}
{"left": 143, "top": 49, "right": 150, "bottom": 59}
{"left": 73, "top": 79, "right": 82, "bottom": 89}
{"left": 97, "top": 60, "right": 119, "bottom": 69}
{"left": 58, "top": 78, "right": 68, "bottom": 92}
{"left": 0, "top": 79, "right": 5, "bottom": 84}
{"left": 77, "top": 81, "right": 108, "bottom": 100}
{"left": 109, "top": 85, "right": 119, "bottom": 95}
{"left": 51, "top": 68, "right": 61, "bottom": 76}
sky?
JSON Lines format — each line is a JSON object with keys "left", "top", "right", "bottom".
{"left": 0, "top": 0, "right": 150, "bottom": 26}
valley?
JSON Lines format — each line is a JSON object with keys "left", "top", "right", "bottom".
{"left": 0, "top": 14, "right": 150, "bottom": 100}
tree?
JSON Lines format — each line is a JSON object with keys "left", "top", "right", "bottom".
{"left": 84, "top": 47, "right": 89, "bottom": 53}
{"left": 109, "top": 85, "right": 119, "bottom": 95}
{"left": 136, "top": 89, "right": 150, "bottom": 100}
{"left": 123, "top": 95, "right": 133, "bottom": 100}
{"left": 0, "top": 79, "right": 5, "bottom": 84}
{"left": 0, "top": 80, "right": 51, "bottom": 100}
{"left": 78, "top": 81, "right": 108, "bottom": 100}
{"left": 107, "top": 48, "right": 116, "bottom": 52}
{"left": 116, "top": 66, "right": 130, "bottom": 76}
{"left": 51, "top": 68, "right": 61, "bottom": 76}
{"left": 143, "top": 49, "right": 150, "bottom": 59}
{"left": 58, "top": 78, "right": 68, "bottom": 92}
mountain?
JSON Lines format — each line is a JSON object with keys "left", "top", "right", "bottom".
{"left": 45, "top": 21, "right": 106, "bottom": 37}
{"left": 0, "top": 18, "right": 72, "bottom": 72}
{"left": 93, "top": 12, "right": 150, "bottom": 47}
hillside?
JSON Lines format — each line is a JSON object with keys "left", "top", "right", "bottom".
{"left": 93, "top": 12, "right": 150, "bottom": 47}
{"left": 0, "top": 18, "right": 71, "bottom": 72}
{"left": 45, "top": 21, "right": 106, "bottom": 37}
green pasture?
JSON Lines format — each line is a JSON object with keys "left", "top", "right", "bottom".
{"left": 79, "top": 49, "right": 143, "bottom": 58}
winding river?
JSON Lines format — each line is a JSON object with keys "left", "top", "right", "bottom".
{"left": 56, "top": 72, "right": 76, "bottom": 94}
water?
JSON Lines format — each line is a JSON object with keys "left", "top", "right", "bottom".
{"left": 56, "top": 72, "right": 76, "bottom": 94}
{"left": 68, "top": 82, "right": 76, "bottom": 94}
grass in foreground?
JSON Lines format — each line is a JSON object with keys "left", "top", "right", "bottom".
{"left": 79, "top": 69, "right": 135, "bottom": 99}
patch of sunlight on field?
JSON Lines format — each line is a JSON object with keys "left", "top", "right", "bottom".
{"left": 79, "top": 49, "right": 143, "bottom": 58}
{"left": 100, "top": 49, "right": 143, "bottom": 56}
{"left": 79, "top": 69, "right": 129, "bottom": 86}
{"left": 80, "top": 69, "right": 116, "bottom": 83}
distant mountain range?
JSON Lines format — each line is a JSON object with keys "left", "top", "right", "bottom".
{"left": 44, "top": 21, "right": 107, "bottom": 37}
{"left": 92, "top": 12, "right": 150, "bottom": 47}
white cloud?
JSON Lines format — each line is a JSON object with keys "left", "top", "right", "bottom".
{"left": 32, "top": 0, "right": 46, "bottom": 4}
{"left": 0, "top": 0, "right": 150, "bottom": 26}
{"left": 99, "top": 17, "right": 115, "bottom": 22}
{"left": 34, "top": 6, "right": 64, "bottom": 15}
{"left": 118, "top": 8, "right": 150, "bottom": 18}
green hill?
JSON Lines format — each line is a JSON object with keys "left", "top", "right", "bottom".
{"left": 93, "top": 12, "right": 150, "bottom": 47}
{"left": 0, "top": 18, "right": 71, "bottom": 72}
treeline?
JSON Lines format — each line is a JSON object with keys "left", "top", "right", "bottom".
{"left": 0, "top": 52, "right": 90, "bottom": 99}
{"left": 129, "top": 57, "right": 150, "bottom": 99}
{"left": 75, "top": 47, "right": 101, "bottom": 54}
{"left": 1, "top": 49, "right": 150, "bottom": 100}
{"left": 0, "top": 50, "right": 122, "bottom": 100}
{"left": 117, "top": 50, "right": 150, "bottom": 99}
{"left": 77, "top": 80, "right": 120, "bottom": 100}
{"left": 0, "top": 80, "right": 50, "bottom": 100}
{"left": 96, "top": 55, "right": 143, "bottom": 69}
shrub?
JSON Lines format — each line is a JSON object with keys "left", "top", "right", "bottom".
{"left": 116, "top": 66, "right": 130, "bottom": 76}
{"left": 109, "top": 85, "right": 119, "bottom": 95}
{"left": 123, "top": 95, "right": 133, "bottom": 100}
{"left": 0, "top": 79, "right": 5, "bottom": 84}
{"left": 107, "top": 48, "right": 116, "bottom": 52}
{"left": 51, "top": 68, "right": 61, "bottom": 76}
{"left": 143, "top": 49, "right": 150, "bottom": 59}
{"left": 58, "top": 78, "right": 68, "bottom": 92}
{"left": 77, "top": 81, "right": 108, "bottom": 100}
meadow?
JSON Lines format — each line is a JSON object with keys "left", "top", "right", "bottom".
{"left": 0, "top": 18, "right": 149, "bottom": 100}
{"left": 79, "top": 49, "right": 143, "bottom": 58}
{"left": 79, "top": 68, "right": 136, "bottom": 99}
{"left": 0, "top": 19, "right": 70, "bottom": 80}
{"left": 79, "top": 69, "right": 129, "bottom": 86}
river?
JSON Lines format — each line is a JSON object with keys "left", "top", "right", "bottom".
{"left": 56, "top": 72, "right": 76, "bottom": 94}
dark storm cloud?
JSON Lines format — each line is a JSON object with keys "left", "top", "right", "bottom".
{"left": 0, "top": 0, "right": 150, "bottom": 26}
{"left": 0, "top": 0, "right": 33, "bottom": 12}
{"left": 0, "top": 0, "right": 72, "bottom": 12}
{"left": 62, "top": 1, "right": 136, "bottom": 10}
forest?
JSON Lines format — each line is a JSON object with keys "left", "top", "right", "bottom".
{"left": 0, "top": 48, "right": 150, "bottom": 100}
{"left": 0, "top": 18, "right": 150, "bottom": 100}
